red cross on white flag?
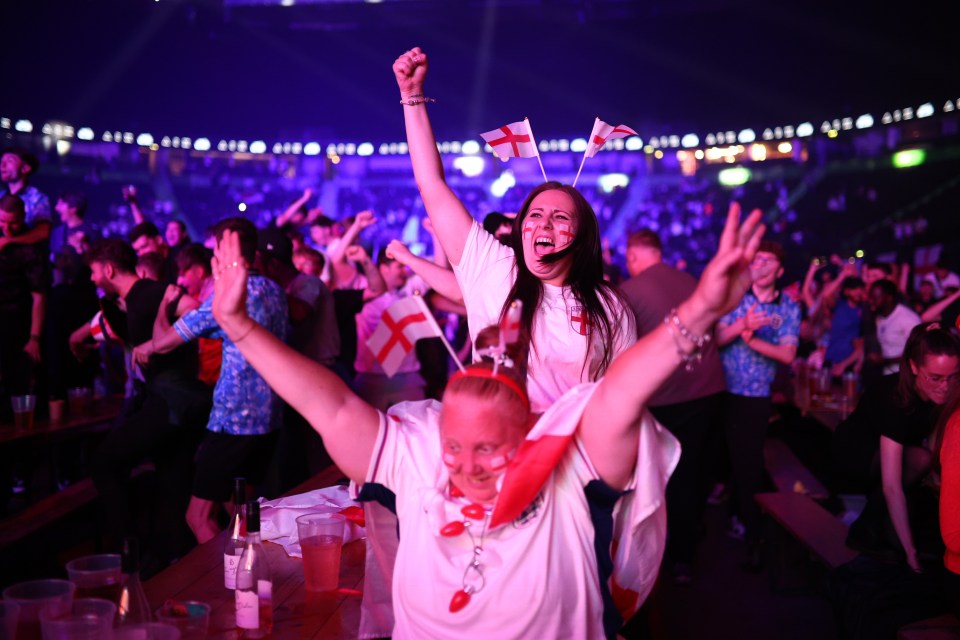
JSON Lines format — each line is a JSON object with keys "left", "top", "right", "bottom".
{"left": 500, "top": 300, "right": 523, "bottom": 346}
{"left": 571, "top": 306, "right": 591, "bottom": 336}
{"left": 366, "top": 296, "right": 442, "bottom": 377}
{"left": 480, "top": 120, "right": 539, "bottom": 159}
{"left": 585, "top": 119, "right": 638, "bottom": 158}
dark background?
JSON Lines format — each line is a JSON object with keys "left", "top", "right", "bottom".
{"left": 6, "top": 0, "right": 958, "bottom": 142}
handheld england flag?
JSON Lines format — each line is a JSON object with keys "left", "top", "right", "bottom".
{"left": 585, "top": 118, "right": 638, "bottom": 158}
{"left": 366, "top": 296, "right": 442, "bottom": 377}
{"left": 500, "top": 300, "right": 522, "bottom": 347}
{"left": 480, "top": 120, "right": 539, "bottom": 159}
{"left": 89, "top": 310, "right": 120, "bottom": 343}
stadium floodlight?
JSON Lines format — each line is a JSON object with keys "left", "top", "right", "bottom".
{"left": 102, "top": 132, "right": 113, "bottom": 142}
{"left": 705, "top": 134, "right": 716, "bottom": 146}
{"left": 681, "top": 134, "right": 699, "bottom": 148}
{"left": 357, "top": 142, "right": 374, "bottom": 156}
{"left": 892, "top": 149, "right": 925, "bottom": 168}
{"left": 718, "top": 167, "right": 751, "bottom": 186}
{"left": 249, "top": 141, "right": 266, "bottom": 154}
{"left": 569, "top": 138, "right": 587, "bottom": 152}
{"left": 944, "top": 101, "right": 956, "bottom": 113}
{"left": 796, "top": 123, "right": 814, "bottom": 137}
{"left": 303, "top": 142, "right": 321, "bottom": 156}
{"left": 625, "top": 137, "right": 643, "bottom": 151}
{"left": 194, "top": 137, "right": 211, "bottom": 151}
{"left": 598, "top": 173, "right": 629, "bottom": 193}
{"left": 453, "top": 156, "right": 484, "bottom": 177}
{"left": 238, "top": 203, "right": 247, "bottom": 212}
{"left": 461, "top": 140, "right": 481, "bottom": 155}
{"left": 56, "top": 140, "right": 71, "bottom": 156}
{"left": 378, "top": 144, "right": 390, "bottom": 155}
{"left": 777, "top": 142, "right": 793, "bottom": 154}
{"left": 77, "top": 127, "right": 95, "bottom": 141}
{"left": 217, "top": 140, "right": 228, "bottom": 151}
{"left": 490, "top": 170, "right": 516, "bottom": 198}
{"left": 855, "top": 114, "right": 874, "bottom": 129}
{"left": 916, "top": 103, "right": 934, "bottom": 118}
{"left": 737, "top": 129, "right": 756, "bottom": 144}
{"left": 14, "top": 119, "right": 32, "bottom": 133}
{"left": 136, "top": 133, "right": 154, "bottom": 146}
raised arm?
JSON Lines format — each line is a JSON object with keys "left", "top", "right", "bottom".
{"left": 122, "top": 186, "right": 147, "bottom": 225}
{"left": 345, "top": 245, "right": 388, "bottom": 302}
{"left": 581, "top": 205, "right": 765, "bottom": 490}
{"left": 394, "top": 48, "right": 474, "bottom": 266}
{"left": 330, "top": 211, "right": 376, "bottom": 286}
{"left": 922, "top": 287, "right": 960, "bottom": 323}
{"left": 275, "top": 188, "right": 313, "bottom": 229}
{"left": 386, "top": 239, "right": 464, "bottom": 305}
{"left": 212, "top": 231, "right": 380, "bottom": 483}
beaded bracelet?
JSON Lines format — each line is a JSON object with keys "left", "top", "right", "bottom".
{"left": 400, "top": 95, "right": 436, "bottom": 106}
{"left": 663, "top": 308, "right": 711, "bottom": 371}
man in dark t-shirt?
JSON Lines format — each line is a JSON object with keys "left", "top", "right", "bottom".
{"left": 620, "top": 229, "right": 726, "bottom": 584}
{"left": 83, "top": 239, "right": 209, "bottom": 565}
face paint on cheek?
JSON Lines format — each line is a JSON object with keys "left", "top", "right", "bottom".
{"left": 488, "top": 447, "right": 516, "bottom": 473}
{"left": 443, "top": 453, "right": 457, "bottom": 468}
{"left": 522, "top": 220, "right": 537, "bottom": 240}
{"left": 555, "top": 222, "right": 575, "bottom": 248}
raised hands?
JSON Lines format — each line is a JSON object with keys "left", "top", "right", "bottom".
{"left": 344, "top": 244, "right": 371, "bottom": 264}
{"left": 211, "top": 230, "right": 253, "bottom": 341}
{"left": 385, "top": 239, "right": 414, "bottom": 266}
{"left": 690, "top": 202, "right": 765, "bottom": 322}
{"left": 393, "top": 47, "right": 428, "bottom": 98}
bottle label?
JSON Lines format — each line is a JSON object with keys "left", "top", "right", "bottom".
{"left": 236, "top": 588, "right": 260, "bottom": 629}
{"left": 224, "top": 552, "right": 240, "bottom": 589}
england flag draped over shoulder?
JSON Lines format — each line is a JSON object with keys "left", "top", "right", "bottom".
{"left": 480, "top": 120, "right": 539, "bottom": 159}
{"left": 367, "top": 296, "right": 442, "bottom": 377}
{"left": 585, "top": 118, "right": 638, "bottom": 158}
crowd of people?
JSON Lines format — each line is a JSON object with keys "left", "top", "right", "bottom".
{"left": 1, "top": 46, "right": 959, "bottom": 638}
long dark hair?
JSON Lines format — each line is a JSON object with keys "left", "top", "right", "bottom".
{"left": 500, "top": 182, "right": 628, "bottom": 378}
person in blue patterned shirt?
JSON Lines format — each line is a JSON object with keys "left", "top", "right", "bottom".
{"left": 716, "top": 239, "right": 800, "bottom": 569}
{"left": 0, "top": 148, "right": 51, "bottom": 251}
{"left": 135, "top": 218, "right": 290, "bottom": 543}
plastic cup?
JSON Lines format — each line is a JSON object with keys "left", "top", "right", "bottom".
{"left": 1, "top": 601, "right": 19, "bottom": 640}
{"left": 112, "top": 623, "right": 181, "bottom": 639}
{"left": 39, "top": 598, "right": 116, "bottom": 640}
{"left": 66, "top": 389, "right": 91, "bottom": 417}
{"left": 2, "top": 579, "right": 76, "bottom": 640}
{"left": 154, "top": 602, "right": 210, "bottom": 639}
{"left": 11, "top": 395, "right": 36, "bottom": 431}
{"left": 65, "top": 554, "right": 122, "bottom": 601}
{"left": 296, "top": 513, "right": 345, "bottom": 592}
{"left": 48, "top": 400, "right": 66, "bottom": 423}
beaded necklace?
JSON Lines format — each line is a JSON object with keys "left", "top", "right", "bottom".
{"left": 440, "top": 485, "right": 492, "bottom": 613}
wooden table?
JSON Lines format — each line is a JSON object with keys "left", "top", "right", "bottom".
{"left": 0, "top": 395, "right": 123, "bottom": 446}
{"left": 144, "top": 466, "right": 364, "bottom": 639}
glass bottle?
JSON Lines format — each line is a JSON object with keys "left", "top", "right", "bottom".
{"left": 117, "top": 536, "right": 152, "bottom": 626}
{"left": 236, "top": 500, "right": 272, "bottom": 638}
{"left": 224, "top": 477, "right": 247, "bottom": 589}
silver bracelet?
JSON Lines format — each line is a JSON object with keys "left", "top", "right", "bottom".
{"left": 663, "top": 308, "right": 711, "bottom": 371}
{"left": 400, "top": 95, "right": 436, "bottom": 106}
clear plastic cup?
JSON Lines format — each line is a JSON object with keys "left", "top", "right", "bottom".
{"left": 154, "top": 601, "right": 210, "bottom": 639}
{"left": 0, "top": 601, "right": 19, "bottom": 640}
{"left": 296, "top": 513, "right": 345, "bottom": 593}
{"left": 66, "top": 388, "right": 91, "bottom": 417}
{"left": 39, "top": 598, "right": 116, "bottom": 640}
{"left": 2, "top": 579, "right": 76, "bottom": 640}
{"left": 11, "top": 395, "right": 36, "bottom": 431}
{"left": 65, "top": 554, "right": 122, "bottom": 601}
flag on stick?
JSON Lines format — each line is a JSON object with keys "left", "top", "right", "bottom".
{"left": 366, "top": 295, "right": 464, "bottom": 377}
{"left": 573, "top": 118, "right": 638, "bottom": 186}
{"left": 480, "top": 118, "right": 549, "bottom": 182}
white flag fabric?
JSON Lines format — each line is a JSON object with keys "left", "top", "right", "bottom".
{"left": 585, "top": 119, "right": 638, "bottom": 158}
{"left": 480, "top": 121, "right": 539, "bottom": 159}
{"left": 366, "top": 296, "right": 441, "bottom": 377}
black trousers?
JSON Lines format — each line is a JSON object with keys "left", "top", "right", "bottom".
{"left": 649, "top": 392, "right": 723, "bottom": 564}
{"left": 722, "top": 392, "right": 772, "bottom": 546}
{"left": 90, "top": 380, "right": 208, "bottom": 560}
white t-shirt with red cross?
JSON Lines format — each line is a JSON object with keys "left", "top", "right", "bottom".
{"left": 453, "top": 221, "right": 636, "bottom": 413}
{"left": 366, "top": 383, "right": 678, "bottom": 640}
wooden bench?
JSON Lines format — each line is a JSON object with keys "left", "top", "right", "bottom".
{"left": 756, "top": 491, "right": 859, "bottom": 592}
{"left": 897, "top": 613, "right": 960, "bottom": 639}
{"left": 764, "top": 437, "right": 830, "bottom": 500}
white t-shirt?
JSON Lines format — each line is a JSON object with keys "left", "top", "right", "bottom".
{"left": 876, "top": 303, "right": 922, "bottom": 374}
{"left": 924, "top": 270, "right": 960, "bottom": 298}
{"left": 354, "top": 276, "right": 429, "bottom": 375}
{"left": 453, "top": 221, "right": 636, "bottom": 413}
{"left": 367, "top": 383, "right": 679, "bottom": 640}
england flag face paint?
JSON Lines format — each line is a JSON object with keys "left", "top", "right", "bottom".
{"left": 443, "top": 452, "right": 458, "bottom": 468}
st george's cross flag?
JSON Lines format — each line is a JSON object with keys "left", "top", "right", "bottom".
{"left": 480, "top": 120, "right": 540, "bottom": 159}
{"left": 585, "top": 118, "right": 638, "bottom": 158}
{"left": 367, "top": 295, "right": 443, "bottom": 377}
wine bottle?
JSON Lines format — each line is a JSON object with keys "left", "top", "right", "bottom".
{"left": 117, "top": 536, "right": 152, "bottom": 626}
{"left": 224, "top": 477, "right": 247, "bottom": 589}
{"left": 236, "top": 500, "right": 272, "bottom": 638}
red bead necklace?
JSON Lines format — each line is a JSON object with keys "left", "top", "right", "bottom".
{"left": 439, "top": 490, "right": 491, "bottom": 613}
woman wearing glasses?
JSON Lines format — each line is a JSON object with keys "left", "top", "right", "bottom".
{"left": 843, "top": 322, "right": 960, "bottom": 572}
